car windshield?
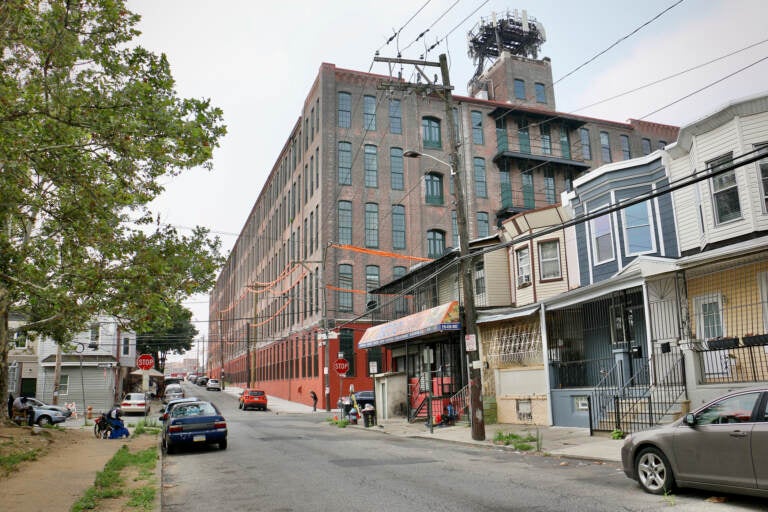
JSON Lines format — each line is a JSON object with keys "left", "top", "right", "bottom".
{"left": 165, "top": 386, "right": 182, "bottom": 393}
{"left": 208, "top": 379, "right": 219, "bottom": 384}
{"left": 171, "top": 402, "right": 217, "bottom": 418}
{"left": 248, "top": 391, "right": 264, "bottom": 396}
{"left": 126, "top": 394, "right": 144, "bottom": 401}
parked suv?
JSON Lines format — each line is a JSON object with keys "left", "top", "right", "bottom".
{"left": 206, "top": 378, "right": 222, "bottom": 391}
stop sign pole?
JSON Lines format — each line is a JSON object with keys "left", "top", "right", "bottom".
{"left": 136, "top": 354, "right": 155, "bottom": 395}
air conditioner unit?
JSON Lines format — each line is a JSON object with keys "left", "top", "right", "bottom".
{"left": 517, "top": 274, "right": 531, "bottom": 287}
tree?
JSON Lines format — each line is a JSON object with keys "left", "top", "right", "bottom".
{"left": 0, "top": 0, "right": 227, "bottom": 419}
{"left": 136, "top": 303, "right": 198, "bottom": 373}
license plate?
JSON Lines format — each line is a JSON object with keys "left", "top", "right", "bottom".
{"left": 193, "top": 435, "right": 206, "bottom": 442}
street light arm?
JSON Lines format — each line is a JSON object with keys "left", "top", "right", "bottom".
{"left": 403, "top": 150, "right": 455, "bottom": 175}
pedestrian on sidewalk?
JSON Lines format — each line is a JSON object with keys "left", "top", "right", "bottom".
{"left": 309, "top": 390, "right": 318, "bottom": 412}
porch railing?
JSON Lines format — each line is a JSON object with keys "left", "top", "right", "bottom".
{"left": 693, "top": 340, "right": 768, "bottom": 384}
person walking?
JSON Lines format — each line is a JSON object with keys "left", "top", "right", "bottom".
{"left": 309, "top": 390, "right": 318, "bottom": 412}
{"left": 7, "top": 392, "right": 14, "bottom": 419}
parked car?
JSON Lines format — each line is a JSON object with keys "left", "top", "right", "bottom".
{"left": 187, "top": 374, "right": 197, "bottom": 383}
{"left": 206, "top": 378, "right": 222, "bottom": 391}
{"left": 25, "top": 397, "right": 73, "bottom": 419}
{"left": 239, "top": 389, "right": 268, "bottom": 411}
{"left": 621, "top": 387, "right": 768, "bottom": 498}
{"left": 158, "top": 397, "right": 199, "bottom": 422}
{"left": 163, "top": 384, "right": 185, "bottom": 403}
{"left": 161, "top": 400, "right": 227, "bottom": 454}
{"left": 30, "top": 406, "right": 69, "bottom": 426}
{"left": 164, "top": 376, "right": 183, "bottom": 387}
{"left": 121, "top": 392, "right": 150, "bottom": 415}
{"left": 196, "top": 377, "right": 209, "bottom": 387}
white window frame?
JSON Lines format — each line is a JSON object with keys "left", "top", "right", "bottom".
{"left": 693, "top": 293, "right": 725, "bottom": 341}
{"left": 622, "top": 200, "right": 655, "bottom": 256}
{"left": 590, "top": 207, "right": 615, "bottom": 265}
{"left": 760, "top": 272, "right": 768, "bottom": 333}
{"left": 708, "top": 152, "right": 741, "bottom": 225}
{"left": 537, "top": 240, "right": 561, "bottom": 280}
{"left": 756, "top": 143, "right": 768, "bottom": 213}
{"left": 59, "top": 374, "right": 70, "bottom": 396}
{"left": 516, "top": 246, "right": 531, "bottom": 285}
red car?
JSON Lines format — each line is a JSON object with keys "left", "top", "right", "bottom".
{"left": 239, "top": 389, "right": 268, "bottom": 411}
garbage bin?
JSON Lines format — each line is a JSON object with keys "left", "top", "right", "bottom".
{"left": 362, "top": 404, "right": 376, "bottom": 427}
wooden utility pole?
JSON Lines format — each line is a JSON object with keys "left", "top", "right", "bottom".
{"left": 374, "top": 53, "right": 485, "bottom": 440}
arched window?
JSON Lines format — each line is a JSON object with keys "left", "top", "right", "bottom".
{"left": 422, "top": 116, "right": 442, "bottom": 149}
{"left": 427, "top": 230, "right": 446, "bottom": 258}
{"left": 425, "top": 173, "right": 444, "bottom": 205}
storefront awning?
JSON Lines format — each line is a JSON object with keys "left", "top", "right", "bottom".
{"left": 359, "top": 301, "right": 461, "bottom": 349}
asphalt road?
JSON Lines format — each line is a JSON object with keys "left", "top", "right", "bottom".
{"left": 161, "top": 384, "right": 767, "bottom": 512}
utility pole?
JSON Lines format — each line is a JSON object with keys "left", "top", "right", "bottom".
{"left": 375, "top": 53, "right": 485, "bottom": 440}
{"left": 246, "top": 320, "right": 252, "bottom": 388}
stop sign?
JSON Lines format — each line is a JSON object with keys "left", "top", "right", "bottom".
{"left": 136, "top": 354, "right": 155, "bottom": 371}
{"left": 334, "top": 358, "right": 349, "bottom": 375}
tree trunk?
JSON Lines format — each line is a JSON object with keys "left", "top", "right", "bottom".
{"left": 0, "top": 287, "right": 10, "bottom": 421}
{"left": 51, "top": 343, "right": 62, "bottom": 405}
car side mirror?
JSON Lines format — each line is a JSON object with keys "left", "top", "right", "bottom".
{"left": 683, "top": 413, "right": 696, "bottom": 426}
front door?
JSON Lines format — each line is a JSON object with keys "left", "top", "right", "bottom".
{"left": 672, "top": 391, "right": 759, "bottom": 489}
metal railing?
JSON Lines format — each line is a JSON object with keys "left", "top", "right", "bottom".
{"left": 693, "top": 339, "right": 768, "bottom": 384}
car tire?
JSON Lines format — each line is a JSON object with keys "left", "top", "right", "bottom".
{"left": 37, "top": 415, "right": 52, "bottom": 427}
{"left": 219, "top": 439, "right": 227, "bottom": 450}
{"left": 165, "top": 441, "right": 176, "bottom": 455}
{"left": 635, "top": 447, "right": 675, "bottom": 495}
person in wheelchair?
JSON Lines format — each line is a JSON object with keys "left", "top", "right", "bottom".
{"left": 440, "top": 403, "right": 458, "bottom": 426}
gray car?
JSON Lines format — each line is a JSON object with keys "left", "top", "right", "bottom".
{"left": 621, "top": 387, "right": 768, "bottom": 498}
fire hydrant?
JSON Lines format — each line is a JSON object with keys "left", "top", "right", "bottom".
{"left": 87, "top": 406, "right": 93, "bottom": 419}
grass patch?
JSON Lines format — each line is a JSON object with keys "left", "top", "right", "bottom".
{"left": 71, "top": 445, "right": 158, "bottom": 512}
{"left": 493, "top": 430, "right": 539, "bottom": 451}
{"left": 133, "top": 418, "right": 162, "bottom": 437}
{"left": 127, "top": 485, "right": 155, "bottom": 510}
{"left": 326, "top": 416, "right": 350, "bottom": 428}
{"left": 0, "top": 447, "right": 40, "bottom": 475}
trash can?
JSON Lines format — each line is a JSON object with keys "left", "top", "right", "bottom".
{"left": 362, "top": 404, "right": 376, "bottom": 427}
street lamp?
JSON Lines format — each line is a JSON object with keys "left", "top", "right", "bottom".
{"left": 403, "top": 150, "right": 454, "bottom": 175}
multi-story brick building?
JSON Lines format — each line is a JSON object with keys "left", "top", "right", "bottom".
{"left": 208, "top": 14, "right": 678, "bottom": 411}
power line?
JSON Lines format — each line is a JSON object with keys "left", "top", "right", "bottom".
{"left": 554, "top": 0, "right": 685, "bottom": 84}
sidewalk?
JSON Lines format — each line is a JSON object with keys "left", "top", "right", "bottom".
{"left": 222, "top": 386, "right": 623, "bottom": 463}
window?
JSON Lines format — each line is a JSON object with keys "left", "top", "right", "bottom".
{"left": 337, "top": 201, "right": 352, "bottom": 244}
{"left": 451, "top": 210, "right": 458, "bottom": 246}
{"left": 477, "top": 212, "right": 489, "bottom": 238}
{"left": 427, "top": 230, "right": 446, "bottom": 258}
{"left": 641, "top": 138, "right": 652, "bottom": 156}
{"left": 58, "top": 375, "right": 69, "bottom": 395}
{"left": 535, "top": 82, "right": 546, "bottom": 103}
{"left": 709, "top": 152, "right": 740, "bottom": 223}
{"left": 757, "top": 144, "right": 768, "bottom": 212}
{"left": 544, "top": 169, "right": 555, "bottom": 204}
{"left": 90, "top": 323, "right": 100, "bottom": 348}
{"left": 122, "top": 336, "right": 130, "bottom": 356}
{"left": 580, "top": 128, "right": 591, "bottom": 160}
{"left": 540, "top": 124, "right": 551, "bottom": 155}
{"left": 620, "top": 134, "right": 631, "bottom": 160}
{"left": 471, "top": 110, "right": 484, "bottom": 145}
{"left": 392, "top": 205, "right": 406, "bottom": 249}
{"left": 338, "top": 141, "right": 352, "bottom": 185}
{"left": 11, "top": 331, "right": 28, "bottom": 349}
{"left": 425, "top": 173, "right": 443, "bottom": 205}
{"left": 473, "top": 157, "right": 487, "bottom": 198}
{"left": 514, "top": 79, "right": 525, "bottom": 100}
{"left": 694, "top": 294, "right": 724, "bottom": 341}
{"left": 390, "top": 147, "right": 404, "bottom": 190}
{"left": 393, "top": 266, "right": 408, "bottom": 315}
{"left": 422, "top": 117, "right": 441, "bottom": 148}
{"left": 500, "top": 168, "right": 512, "bottom": 208}
{"left": 538, "top": 240, "right": 561, "bottom": 279}
{"left": 623, "top": 201, "right": 654, "bottom": 254}
{"left": 389, "top": 99, "right": 402, "bottom": 134}
{"left": 600, "top": 131, "right": 612, "bottom": 162}
{"left": 365, "top": 203, "right": 378, "bottom": 248}
{"left": 518, "top": 120, "right": 530, "bottom": 154}
{"left": 658, "top": 140, "right": 667, "bottom": 150}
{"left": 365, "top": 265, "right": 380, "bottom": 309}
{"left": 364, "top": 144, "right": 378, "bottom": 188}
{"left": 474, "top": 261, "right": 487, "bottom": 305}
{"left": 590, "top": 210, "right": 614, "bottom": 263}
{"left": 496, "top": 117, "right": 508, "bottom": 151}
{"left": 560, "top": 127, "right": 571, "bottom": 159}
{"left": 363, "top": 95, "right": 376, "bottom": 131}
{"left": 337, "top": 265, "right": 353, "bottom": 312}
{"left": 338, "top": 92, "right": 351, "bottom": 128}
{"left": 516, "top": 246, "right": 531, "bottom": 285}
{"left": 339, "top": 328, "right": 355, "bottom": 376}
{"left": 522, "top": 170, "right": 534, "bottom": 209}
{"left": 695, "top": 392, "right": 760, "bottom": 425}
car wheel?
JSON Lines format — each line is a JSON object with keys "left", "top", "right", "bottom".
{"left": 636, "top": 447, "right": 675, "bottom": 495}
{"left": 219, "top": 439, "right": 227, "bottom": 450}
{"left": 37, "top": 415, "right": 52, "bottom": 427}
{"left": 165, "top": 440, "right": 176, "bottom": 455}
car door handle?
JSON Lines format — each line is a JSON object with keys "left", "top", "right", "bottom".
{"left": 729, "top": 431, "right": 748, "bottom": 438}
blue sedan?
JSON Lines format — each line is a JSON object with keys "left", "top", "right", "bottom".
{"left": 161, "top": 400, "right": 227, "bottom": 454}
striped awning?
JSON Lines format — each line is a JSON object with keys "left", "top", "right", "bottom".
{"left": 359, "top": 301, "right": 461, "bottom": 349}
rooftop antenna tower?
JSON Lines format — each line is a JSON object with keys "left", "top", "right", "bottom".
{"left": 467, "top": 9, "right": 546, "bottom": 90}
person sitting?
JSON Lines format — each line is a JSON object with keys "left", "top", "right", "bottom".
{"left": 12, "top": 396, "right": 34, "bottom": 426}
{"left": 441, "top": 404, "right": 457, "bottom": 426}
{"left": 106, "top": 406, "right": 129, "bottom": 438}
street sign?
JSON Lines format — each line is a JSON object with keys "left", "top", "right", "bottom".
{"left": 136, "top": 353, "right": 155, "bottom": 371}
{"left": 334, "top": 358, "right": 349, "bottom": 375}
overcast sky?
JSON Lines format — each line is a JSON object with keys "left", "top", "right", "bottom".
{"left": 124, "top": 0, "right": 768, "bottom": 362}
